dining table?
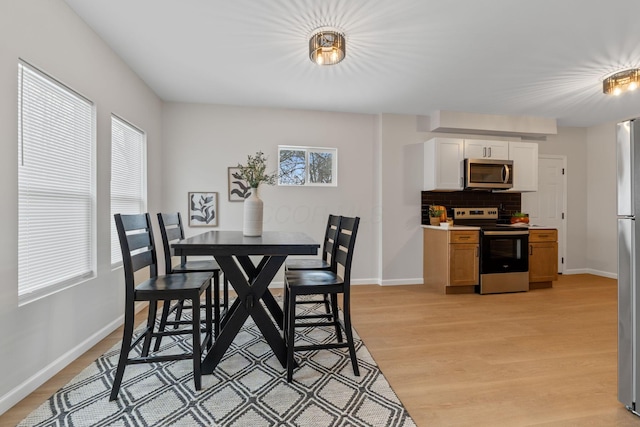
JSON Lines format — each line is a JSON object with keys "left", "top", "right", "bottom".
{"left": 172, "top": 230, "right": 320, "bottom": 374}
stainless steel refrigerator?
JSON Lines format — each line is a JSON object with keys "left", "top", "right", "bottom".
{"left": 617, "top": 118, "right": 640, "bottom": 416}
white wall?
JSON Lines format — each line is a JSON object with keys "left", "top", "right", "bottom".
{"left": 586, "top": 122, "right": 618, "bottom": 277}
{"left": 537, "top": 127, "right": 589, "bottom": 273}
{"left": 379, "top": 114, "right": 425, "bottom": 284}
{"left": 160, "top": 103, "right": 380, "bottom": 283}
{"left": 0, "top": 0, "right": 162, "bottom": 414}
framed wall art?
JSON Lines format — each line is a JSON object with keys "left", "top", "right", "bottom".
{"left": 228, "top": 166, "right": 252, "bottom": 201}
{"left": 188, "top": 192, "right": 218, "bottom": 226}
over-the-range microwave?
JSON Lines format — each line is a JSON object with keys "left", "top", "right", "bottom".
{"left": 464, "top": 158, "right": 513, "bottom": 190}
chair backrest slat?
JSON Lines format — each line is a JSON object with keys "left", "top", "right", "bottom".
{"left": 127, "top": 232, "right": 152, "bottom": 252}
{"left": 165, "top": 226, "right": 182, "bottom": 242}
{"left": 333, "top": 216, "right": 359, "bottom": 285}
{"left": 131, "top": 250, "right": 154, "bottom": 271}
{"left": 323, "top": 214, "right": 342, "bottom": 267}
{"left": 119, "top": 213, "right": 150, "bottom": 231}
{"left": 158, "top": 212, "right": 187, "bottom": 274}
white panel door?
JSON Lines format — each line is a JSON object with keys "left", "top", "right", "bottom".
{"left": 521, "top": 155, "right": 566, "bottom": 273}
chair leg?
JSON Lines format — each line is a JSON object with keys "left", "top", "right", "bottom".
{"left": 342, "top": 293, "right": 359, "bottom": 377}
{"left": 285, "top": 287, "right": 297, "bottom": 383}
{"left": 330, "top": 294, "right": 343, "bottom": 343}
{"left": 322, "top": 293, "right": 331, "bottom": 314}
{"left": 191, "top": 295, "right": 202, "bottom": 391}
{"left": 283, "top": 284, "right": 289, "bottom": 330}
{"left": 205, "top": 285, "right": 213, "bottom": 350}
{"left": 213, "top": 273, "right": 220, "bottom": 338}
{"left": 223, "top": 276, "right": 229, "bottom": 311}
{"left": 154, "top": 300, "right": 172, "bottom": 352}
{"left": 110, "top": 305, "right": 136, "bottom": 401}
{"left": 174, "top": 300, "right": 185, "bottom": 329}
{"left": 141, "top": 301, "right": 158, "bottom": 357}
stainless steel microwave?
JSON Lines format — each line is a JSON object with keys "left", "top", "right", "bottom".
{"left": 464, "top": 158, "right": 513, "bottom": 190}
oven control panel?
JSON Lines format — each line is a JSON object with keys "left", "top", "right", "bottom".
{"left": 453, "top": 207, "right": 498, "bottom": 220}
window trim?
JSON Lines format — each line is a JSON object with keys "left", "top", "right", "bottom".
{"left": 110, "top": 114, "right": 147, "bottom": 267}
{"left": 277, "top": 145, "right": 338, "bottom": 187}
{"left": 17, "top": 60, "right": 96, "bottom": 306}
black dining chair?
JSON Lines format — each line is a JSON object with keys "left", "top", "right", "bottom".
{"left": 111, "top": 213, "right": 213, "bottom": 401}
{"left": 283, "top": 216, "right": 360, "bottom": 382}
{"left": 156, "top": 212, "right": 228, "bottom": 343}
{"left": 285, "top": 214, "right": 341, "bottom": 318}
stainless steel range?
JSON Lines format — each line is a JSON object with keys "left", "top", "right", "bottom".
{"left": 453, "top": 207, "right": 529, "bottom": 294}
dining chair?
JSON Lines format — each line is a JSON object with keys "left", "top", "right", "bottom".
{"left": 156, "top": 212, "right": 228, "bottom": 343}
{"left": 283, "top": 216, "right": 360, "bottom": 382}
{"left": 285, "top": 214, "right": 341, "bottom": 318}
{"left": 111, "top": 213, "right": 213, "bottom": 401}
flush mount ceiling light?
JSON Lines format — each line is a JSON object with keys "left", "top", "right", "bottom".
{"left": 603, "top": 68, "right": 640, "bottom": 96}
{"left": 309, "top": 27, "right": 345, "bottom": 66}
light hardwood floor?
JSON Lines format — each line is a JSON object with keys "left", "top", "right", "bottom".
{"left": 2, "top": 274, "right": 639, "bottom": 426}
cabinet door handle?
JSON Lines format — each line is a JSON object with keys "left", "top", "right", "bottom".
{"left": 483, "top": 147, "right": 487, "bottom": 157}
{"left": 529, "top": 245, "right": 533, "bottom": 255}
{"left": 458, "top": 236, "right": 470, "bottom": 240}
{"left": 476, "top": 246, "right": 479, "bottom": 257}
{"left": 488, "top": 147, "right": 492, "bottom": 157}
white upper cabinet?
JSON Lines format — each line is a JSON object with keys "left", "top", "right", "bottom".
{"left": 424, "top": 137, "right": 464, "bottom": 191}
{"left": 464, "top": 140, "right": 509, "bottom": 160}
{"left": 508, "top": 141, "right": 538, "bottom": 192}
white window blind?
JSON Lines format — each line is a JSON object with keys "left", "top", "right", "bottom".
{"left": 110, "top": 115, "right": 146, "bottom": 264}
{"left": 18, "top": 62, "right": 95, "bottom": 303}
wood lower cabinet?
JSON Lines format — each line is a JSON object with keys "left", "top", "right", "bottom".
{"left": 529, "top": 229, "right": 558, "bottom": 289}
{"left": 449, "top": 243, "right": 479, "bottom": 286}
{"left": 424, "top": 228, "right": 479, "bottom": 294}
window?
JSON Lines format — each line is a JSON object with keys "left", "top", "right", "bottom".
{"left": 110, "top": 115, "right": 146, "bottom": 265}
{"left": 18, "top": 61, "right": 95, "bottom": 304}
{"left": 278, "top": 146, "right": 337, "bottom": 186}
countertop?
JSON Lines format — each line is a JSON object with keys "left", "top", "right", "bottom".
{"left": 421, "top": 225, "right": 480, "bottom": 231}
{"left": 421, "top": 224, "right": 556, "bottom": 231}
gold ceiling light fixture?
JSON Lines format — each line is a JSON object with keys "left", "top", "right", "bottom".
{"left": 603, "top": 68, "right": 640, "bottom": 96}
{"left": 309, "top": 27, "right": 345, "bottom": 66}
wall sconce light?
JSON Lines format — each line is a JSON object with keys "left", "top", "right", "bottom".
{"left": 603, "top": 68, "right": 640, "bottom": 96}
{"left": 309, "top": 28, "right": 345, "bottom": 66}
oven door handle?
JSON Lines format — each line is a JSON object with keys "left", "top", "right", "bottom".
{"left": 483, "top": 230, "right": 529, "bottom": 236}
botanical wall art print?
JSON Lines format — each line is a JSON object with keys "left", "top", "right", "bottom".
{"left": 188, "top": 192, "right": 218, "bottom": 226}
{"left": 228, "top": 166, "right": 252, "bottom": 201}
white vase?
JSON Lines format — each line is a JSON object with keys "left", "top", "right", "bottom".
{"left": 243, "top": 186, "right": 263, "bottom": 236}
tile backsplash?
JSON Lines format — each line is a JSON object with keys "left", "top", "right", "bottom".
{"left": 421, "top": 191, "right": 521, "bottom": 224}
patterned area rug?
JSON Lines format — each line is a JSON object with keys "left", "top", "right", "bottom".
{"left": 19, "top": 299, "right": 416, "bottom": 427}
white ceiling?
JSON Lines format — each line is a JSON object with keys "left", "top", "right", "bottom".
{"left": 63, "top": 0, "right": 640, "bottom": 128}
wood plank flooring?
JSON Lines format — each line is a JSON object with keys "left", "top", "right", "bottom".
{"left": 2, "top": 274, "right": 639, "bottom": 426}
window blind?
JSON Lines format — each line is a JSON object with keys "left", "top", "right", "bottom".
{"left": 18, "top": 62, "right": 95, "bottom": 303}
{"left": 110, "top": 115, "right": 146, "bottom": 264}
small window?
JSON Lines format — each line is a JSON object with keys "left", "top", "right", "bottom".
{"left": 110, "top": 115, "right": 147, "bottom": 265}
{"left": 278, "top": 146, "right": 337, "bottom": 186}
{"left": 18, "top": 61, "right": 95, "bottom": 304}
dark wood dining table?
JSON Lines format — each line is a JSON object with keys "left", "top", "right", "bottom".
{"left": 172, "top": 230, "right": 319, "bottom": 374}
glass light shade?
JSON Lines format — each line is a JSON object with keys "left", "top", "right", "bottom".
{"left": 309, "top": 30, "right": 345, "bottom": 66}
{"left": 603, "top": 68, "right": 640, "bottom": 95}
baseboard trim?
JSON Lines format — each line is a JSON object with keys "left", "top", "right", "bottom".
{"left": 564, "top": 268, "right": 617, "bottom": 279}
{"left": 0, "top": 315, "right": 124, "bottom": 416}
{"left": 563, "top": 268, "right": 590, "bottom": 275}
{"left": 379, "top": 278, "right": 423, "bottom": 286}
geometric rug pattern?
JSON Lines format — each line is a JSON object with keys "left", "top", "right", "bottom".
{"left": 19, "top": 299, "right": 416, "bottom": 427}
